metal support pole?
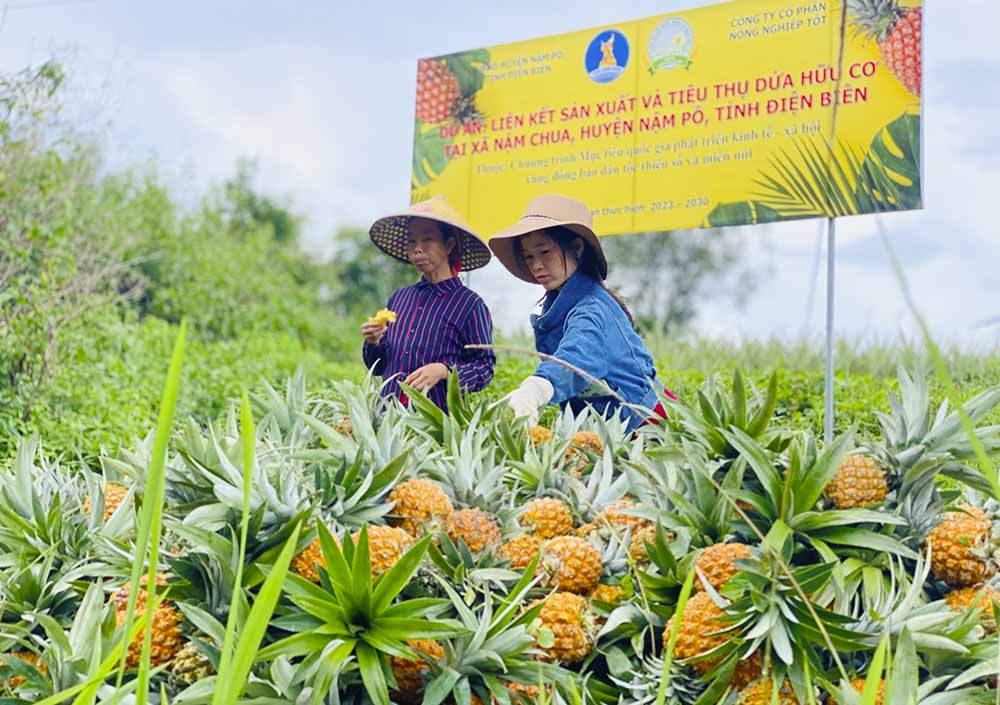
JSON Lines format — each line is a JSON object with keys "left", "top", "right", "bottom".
{"left": 824, "top": 217, "right": 836, "bottom": 443}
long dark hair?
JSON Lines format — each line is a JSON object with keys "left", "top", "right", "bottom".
{"left": 514, "top": 226, "right": 634, "bottom": 325}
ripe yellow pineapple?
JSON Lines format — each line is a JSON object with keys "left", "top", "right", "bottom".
{"left": 388, "top": 478, "right": 454, "bottom": 536}
{"left": 738, "top": 678, "right": 799, "bottom": 705}
{"left": 926, "top": 506, "right": 996, "bottom": 587}
{"left": 695, "top": 543, "right": 753, "bottom": 592}
{"left": 663, "top": 592, "right": 760, "bottom": 686}
{"left": 112, "top": 573, "right": 184, "bottom": 668}
{"left": 353, "top": 526, "right": 414, "bottom": 577}
{"left": 598, "top": 500, "right": 649, "bottom": 532}
{"left": 825, "top": 454, "right": 888, "bottom": 509}
{"left": 529, "top": 425, "right": 552, "bottom": 447}
{"left": 590, "top": 583, "right": 626, "bottom": 606}
{"left": 629, "top": 524, "right": 658, "bottom": 564}
{"left": 389, "top": 639, "right": 444, "bottom": 704}
{"left": 445, "top": 508, "right": 502, "bottom": 553}
{"left": 498, "top": 534, "right": 542, "bottom": 570}
{"left": 0, "top": 652, "right": 46, "bottom": 688}
{"left": 541, "top": 536, "right": 602, "bottom": 594}
{"left": 564, "top": 431, "right": 604, "bottom": 476}
{"left": 84, "top": 482, "right": 130, "bottom": 521}
{"left": 505, "top": 680, "right": 544, "bottom": 701}
{"left": 521, "top": 498, "right": 574, "bottom": 539}
{"left": 535, "top": 591, "right": 594, "bottom": 664}
{"left": 945, "top": 584, "right": 1000, "bottom": 633}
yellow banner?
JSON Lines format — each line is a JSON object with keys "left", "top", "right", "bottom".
{"left": 410, "top": 0, "right": 922, "bottom": 236}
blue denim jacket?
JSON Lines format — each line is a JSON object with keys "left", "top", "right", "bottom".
{"left": 531, "top": 270, "right": 658, "bottom": 430}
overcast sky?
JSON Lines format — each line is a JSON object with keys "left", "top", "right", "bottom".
{"left": 2, "top": 0, "right": 997, "bottom": 347}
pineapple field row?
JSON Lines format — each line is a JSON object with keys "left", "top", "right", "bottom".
{"left": 2, "top": 354, "right": 1000, "bottom": 704}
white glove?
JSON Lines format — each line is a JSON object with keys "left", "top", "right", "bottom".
{"left": 506, "top": 376, "right": 554, "bottom": 426}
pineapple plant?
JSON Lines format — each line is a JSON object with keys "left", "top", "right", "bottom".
{"left": 541, "top": 535, "right": 603, "bottom": 594}
{"left": 847, "top": 0, "right": 921, "bottom": 96}
{"left": 415, "top": 58, "right": 462, "bottom": 124}
{"left": 520, "top": 497, "right": 574, "bottom": 539}
{"left": 389, "top": 639, "right": 444, "bottom": 704}
{"left": 259, "top": 526, "right": 463, "bottom": 705}
{"left": 694, "top": 542, "right": 753, "bottom": 592}
{"left": 111, "top": 573, "right": 184, "bottom": 669}
{"left": 534, "top": 591, "right": 595, "bottom": 664}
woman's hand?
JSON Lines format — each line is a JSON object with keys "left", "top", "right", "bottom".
{"left": 361, "top": 321, "right": 386, "bottom": 345}
{"left": 403, "top": 363, "right": 450, "bottom": 392}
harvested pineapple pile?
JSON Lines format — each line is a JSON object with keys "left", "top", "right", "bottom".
{"left": 1, "top": 367, "right": 1000, "bottom": 704}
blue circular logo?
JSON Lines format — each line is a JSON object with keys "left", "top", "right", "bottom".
{"left": 585, "top": 29, "right": 629, "bottom": 84}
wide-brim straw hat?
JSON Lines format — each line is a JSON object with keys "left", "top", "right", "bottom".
{"left": 369, "top": 195, "right": 491, "bottom": 271}
{"left": 488, "top": 194, "right": 608, "bottom": 283}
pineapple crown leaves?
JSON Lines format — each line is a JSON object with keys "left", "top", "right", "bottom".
{"left": 423, "top": 571, "right": 562, "bottom": 705}
{"left": 259, "top": 525, "right": 464, "bottom": 705}
{"left": 626, "top": 441, "right": 737, "bottom": 546}
{"left": 878, "top": 366, "right": 1000, "bottom": 458}
{"left": 0, "top": 436, "right": 93, "bottom": 564}
{"left": 666, "top": 370, "right": 782, "bottom": 461}
{"left": 726, "top": 427, "right": 918, "bottom": 560}
{"left": 427, "top": 532, "right": 523, "bottom": 591}
{"left": 847, "top": 552, "right": 978, "bottom": 657}
{"left": 247, "top": 368, "right": 313, "bottom": 448}
{"left": 846, "top": 0, "right": 907, "bottom": 42}
{"left": 430, "top": 423, "right": 510, "bottom": 514}
{"left": 309, "top": 449, "right": 407, "bottom": 528}
{"left": 0, "top": 553, "right": 82, "bottom": 627}
{"left": 719, "top": 529, "right": 866, "bottom": 666}
{"left": 609, "top": 653, "right": 706, "bottom": 705}
{"left": 19, "top": 580, "right": 123, "bottom": 692}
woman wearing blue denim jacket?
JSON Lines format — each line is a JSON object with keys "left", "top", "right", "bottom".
{"left": 489, "top": 194, "right": 664, "bottom": 431}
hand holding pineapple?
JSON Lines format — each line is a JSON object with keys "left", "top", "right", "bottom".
{"left": 361, "top": 308, "right": 396, "bottom": 344}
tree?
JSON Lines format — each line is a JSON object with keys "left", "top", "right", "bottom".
{"left": 222, "top": 158, "right": 302, "bottom": 245}
{"left": 601, "top": 228, "right": 758, "bottom": 334}
{"left": 329, "top": 227, "right": 415, "bottom": 316}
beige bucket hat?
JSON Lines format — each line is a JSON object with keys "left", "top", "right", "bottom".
{"left": 369, "top": 195, "right": 492, "bottom": 271}
{"left": 488, "top": 194, "right": 608, "bottom": 283}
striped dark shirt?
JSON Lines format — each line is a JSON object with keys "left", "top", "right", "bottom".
{"left": 362, "top": 277, "right": 495, "bottom": 412}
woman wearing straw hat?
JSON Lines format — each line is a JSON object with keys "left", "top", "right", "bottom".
{"left": 362, "top": 195, "right": 495, "bottom": 412}
{"left": 489, "top": 194, "right": 668, "bottom": 430}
